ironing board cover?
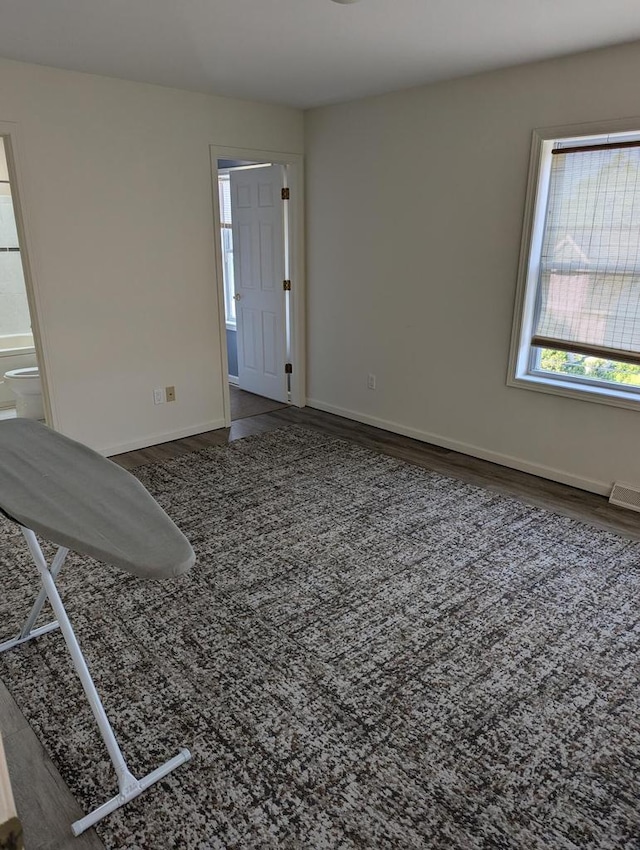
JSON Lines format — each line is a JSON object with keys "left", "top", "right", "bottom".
{"left": 0, "top": 419, "right": 194, "bottom": 579}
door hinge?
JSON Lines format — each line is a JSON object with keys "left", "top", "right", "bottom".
{"left": 281, "top": 187, "right": 290, "bottom": 201}
{"left": 283, "top": 279, "right": 291, "bottom": 291}
{"left": 285, "top": 362, "right": 293, "bottom": 374}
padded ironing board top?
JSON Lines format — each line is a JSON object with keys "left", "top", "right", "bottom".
{"left": 0, "top": 419, "right": 195, "bottom": 579}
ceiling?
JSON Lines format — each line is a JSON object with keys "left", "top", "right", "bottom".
{"left": 0, "top": 0, "right": 639, "bottom": 109}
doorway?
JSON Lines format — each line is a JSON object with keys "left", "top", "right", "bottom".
{"left": 210, "top": 146, "right": 305, "bottom": 427}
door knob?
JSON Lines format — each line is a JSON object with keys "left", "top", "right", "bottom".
{"left": 233, "top": 293, "right": 242, "bottom": 301}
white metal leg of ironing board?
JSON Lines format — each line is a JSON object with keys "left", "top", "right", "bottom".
{"left": 0, "top": 544, "right": 67, "bottom": 653}
{"left": 1, "top": 528, "right": 191, "bottom": 837}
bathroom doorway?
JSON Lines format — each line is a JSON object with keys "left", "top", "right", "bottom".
{"left": 210, "top": 146, "right": 305, "bottom": 428}
{"left": 0, "top": 134, "right": 45, "bottom": 422}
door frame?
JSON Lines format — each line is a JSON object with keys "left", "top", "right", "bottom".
{"left": 0, "top": 121, "right": 54, "bottom": 426}
{"left": 209, "top": 145, "right": 305, "bottom": 427}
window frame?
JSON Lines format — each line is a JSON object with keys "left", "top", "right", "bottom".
{"left": 508, "top": 117, "right": 640, "bottom": 411}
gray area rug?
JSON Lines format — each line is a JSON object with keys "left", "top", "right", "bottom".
{"left": 1, "top": 426, "right": 640, "bottom": 849}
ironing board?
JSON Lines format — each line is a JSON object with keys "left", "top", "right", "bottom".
{"left": 0, "top": 418, "right": 195, "bottom": 836}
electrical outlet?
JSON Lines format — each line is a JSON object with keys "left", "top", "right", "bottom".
{"left": 153, "top": 388, "right": 165, "bottom": 405}
{"left": 166, "top": 385, "right": 176, "bottom": 402}
{"left": 367, "top": 373, "right": 376, "bottom": 390}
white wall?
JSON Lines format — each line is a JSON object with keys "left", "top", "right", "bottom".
{"left": 305, "top": 41, "right": 640, "bottom": 494}
{"left": 0, "top": 58, "right": 303, "bottom": 453}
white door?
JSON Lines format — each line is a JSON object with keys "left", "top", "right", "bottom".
{"left": 230, "top": 165, "right": 287, "bottom": 403}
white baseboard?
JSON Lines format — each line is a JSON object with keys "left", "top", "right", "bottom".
{"left": 306, "top": 398, "right": 610, "bottom": 496}
{"left": 228, "top": 375, "right": 239, "bottom": 386}
{"left": 99, "top": 419, "right": 227, "bottom": 457}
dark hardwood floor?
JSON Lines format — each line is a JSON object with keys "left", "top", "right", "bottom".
{"left": 228, "top": 385, "right": 288, "bottom": 420}
{"left": 2, "top": 404, "right": 639, "bottom": 850}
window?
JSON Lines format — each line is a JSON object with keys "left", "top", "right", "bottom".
{"left": 218, "top": 173, "right": 236, "bottom": 328}
{"left": 0, "top": 137, "right": 31, "bottom": 345}
{"left": 509, "top": 123, "right": 640, "bottom": 409}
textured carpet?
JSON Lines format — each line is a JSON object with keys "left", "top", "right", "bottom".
{"left": 1, "top": 426, "right": 640, "bottom": 849}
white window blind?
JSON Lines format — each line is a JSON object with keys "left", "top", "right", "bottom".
{"left": 218, "top": 174, "right": 232, "bottom": 228}
{"left": 532, "top": 141, "right": 640, "bottom": 365}
{"left": 217, "top": 174, "right": 236, "bottom": 325}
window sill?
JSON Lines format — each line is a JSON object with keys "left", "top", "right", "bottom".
{"left": 508, "top": 371, "right": 640, "bottom": 412}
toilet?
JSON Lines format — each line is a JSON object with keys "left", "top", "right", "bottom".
{"left": 3, "top": 367, "right": 45, "bottom": 419}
